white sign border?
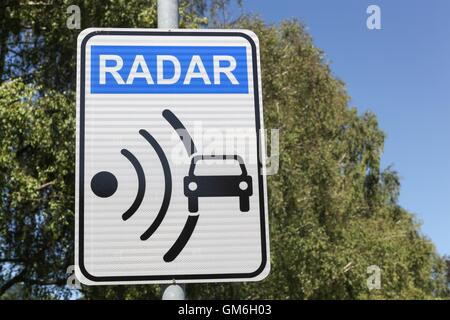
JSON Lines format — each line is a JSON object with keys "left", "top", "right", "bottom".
{"left": 75, "top": 28, "right": 270, "bottom": 284}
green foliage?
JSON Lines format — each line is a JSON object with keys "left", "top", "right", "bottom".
{"left": 186, "top": 19, "right": 449, "bottom": 299}
{"left": 0, "top": 1, "right": 448, "bottom": 299}
{"left": 1, "top": 0, "right": 210, "bottom": 91}
{"left": 0, "top": 79, "right": 74, "bottom": 298}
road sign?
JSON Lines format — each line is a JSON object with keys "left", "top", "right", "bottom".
{"left": 75, "top": 28, "right": 270, "bottom": 284}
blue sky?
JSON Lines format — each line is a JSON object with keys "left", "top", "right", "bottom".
{"left": 241, "top": 0, "right": 450, "bottom": 255}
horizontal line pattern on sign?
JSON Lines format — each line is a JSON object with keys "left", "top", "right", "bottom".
{"left": 77, "top": 30, "right": 269, "bottom": 283}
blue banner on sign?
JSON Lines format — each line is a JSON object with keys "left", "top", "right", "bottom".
{"left": 90, "top": 46, "right": 249, "bottom": 94}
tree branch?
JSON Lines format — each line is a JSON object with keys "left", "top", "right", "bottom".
{"left": 27, "top": 278, "right": 66, "bottom": 286}
{"left": 0, "top": 258, "right": 21, "bottom": 263}
{"left": 0, "top": 268, "right": 27, "bottom": 297}
{"left": 37, "top": 180, "right": 56, "bottom": 190}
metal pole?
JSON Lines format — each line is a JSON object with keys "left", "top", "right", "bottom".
{"left": 158, "top": 0, "right": 179, "bottom": 29}
{"left": 158, "top": 1, "right": 184, "bottom": 299}
{"left": 162, "top": 284, "right": 186, "bottom": 300}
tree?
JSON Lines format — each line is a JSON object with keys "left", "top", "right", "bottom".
{"left": 0, "top": 0, "right": 210, "bottom": 299}
{"left": 0, "top": 80, "right": 74, "bottom": 298}
{"left": 0, "top": 0, "right": 210, "bottom": 90}
{"left": 188, "top": 18, "right": 449, "bottom": 299}
{"left": 0, "top": 1, "right": 448, "bottom": 299}
{"left": 446, "top": 258, "right": 450, "bottom": 285}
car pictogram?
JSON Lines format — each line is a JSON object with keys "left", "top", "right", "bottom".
{"left": 184, "top": 155, "right": 253, "bottom": 212}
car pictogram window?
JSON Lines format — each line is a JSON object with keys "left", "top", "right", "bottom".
{"left": 193, "top": 157, "right": 244, "bottom": 175}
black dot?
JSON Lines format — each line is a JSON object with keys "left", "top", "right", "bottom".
{"left": 91, "top": 171, "right": 118, "bottom": 198}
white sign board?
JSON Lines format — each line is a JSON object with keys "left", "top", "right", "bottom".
{"left": 75, "top": 28, "right": 269, "bottom": 284}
